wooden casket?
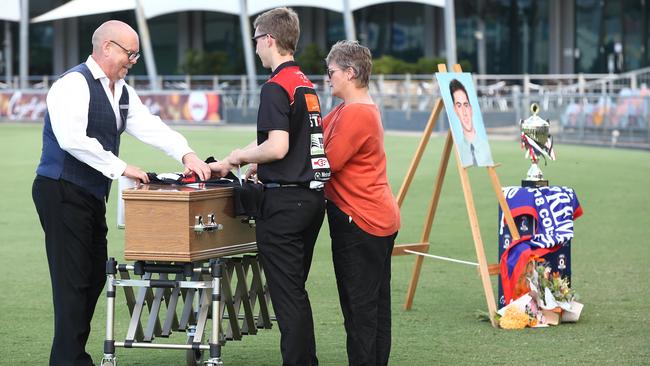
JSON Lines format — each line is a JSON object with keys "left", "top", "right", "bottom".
{"left": 122, "top": 184, "right": 256, "bottom": 262}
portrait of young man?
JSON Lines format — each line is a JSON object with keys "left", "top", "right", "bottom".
{"left": 437, "top": 72, "right": 494, "bottom": 168}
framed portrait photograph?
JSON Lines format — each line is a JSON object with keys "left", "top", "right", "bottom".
{"left": 436, "top": 72, "right": 494, "bottom": 168}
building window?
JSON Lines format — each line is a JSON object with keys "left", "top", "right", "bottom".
{"left": 575, "top": 0, "right": 628, "bottom": 73}
{"left": 30, "top": 23, "right": 53, "bottom": 75}
{"left": 326, "top": 11, "right": 344, "bottom": 49}
{"left": 457, "top": 0, "right": 549, "bottom": 74}
{"left": 518, "top": 0, "right": 550, "bottom": 74}
{"left": 356, "top": 3, "right": 427, "bottom": 62}
{"left": 622, "top": 0, "right": 643, "bottom": 71}
{"left": 148, "top": 14, "right": 179, "bottom": 75}
{"left": 203, "top": 12, "right": 243, "bottom": 74}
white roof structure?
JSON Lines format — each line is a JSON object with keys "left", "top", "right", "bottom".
{"left": 348, "top": 0, "right": 443, "bottom": 11}
{"left": 0, "top": 0, "right": 21, "bottom": 22}
{"left": 248, "top": 0, "right": 347, "bottom": 15}
{"left": 32, "top": 0, "right": 444, "bottom": 23}
{"left": 142, "top": 0, "right": 240, "bottom": 18}
{"left": 31, "top": 0, "right": 136, "bottom": 23}
{"left": 28, "top": 0, "right": 446, "bottom": 90}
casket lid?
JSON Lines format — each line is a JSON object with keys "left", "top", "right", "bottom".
{"left": 122, "top": 184, "right": 234, "bottom": 202}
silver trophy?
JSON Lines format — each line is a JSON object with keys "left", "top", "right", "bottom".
{"left": 520, "top": 103, "right": 555, "bottom": 187}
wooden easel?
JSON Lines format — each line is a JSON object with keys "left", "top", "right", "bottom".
{"left": 391, "top": 64, "right": 520, "bottom": 327}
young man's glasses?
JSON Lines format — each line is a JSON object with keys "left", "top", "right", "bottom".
{"left": 110, "top": 40, "right": 140, "bottom": 61}
{"left": 251, "top": 33, "right": 273, "bottom": 43}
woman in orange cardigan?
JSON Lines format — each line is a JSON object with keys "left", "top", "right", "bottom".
{"left": 322, "top": 40, "right": 401, "bottom": 366}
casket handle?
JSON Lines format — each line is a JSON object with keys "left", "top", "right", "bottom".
{"left": 194, "top": 214, "right": 223, "bottom": 233}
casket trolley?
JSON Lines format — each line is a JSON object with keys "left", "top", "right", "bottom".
{"left": 101, "top": 184, "right": 273, "bottom": 366}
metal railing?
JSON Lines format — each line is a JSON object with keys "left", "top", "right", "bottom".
{"left": 5, "top": 71, "right": 649, "bottom": 109}
{"left": 3, "top": 68, "right": 649, "bottom": 148}
{"left": 6, "top": 67, "right": 650, "bottom": 96}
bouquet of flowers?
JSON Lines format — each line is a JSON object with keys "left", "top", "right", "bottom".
{"left": 531, "top": 258, "right": 583, "bottom": 323}
{"left": 497, "top": 257, "right": 583, "bottom": 329}
{"left": 496, "top": 295, "right": 538, "bottom": 329}
{"left": 528, "top": 258, "right": 576, "bottom": 307}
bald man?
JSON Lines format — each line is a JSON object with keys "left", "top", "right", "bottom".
{"left": 32, "top": 20, "right": 213, "bottom": 365}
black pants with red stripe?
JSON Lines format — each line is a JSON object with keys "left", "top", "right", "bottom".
{"left": 326, "top": 201, "right": 396, "bottom": 366}
{"left": 32, "top": 176, "right": 107, "bottom": 366}
{"left": 256, "top": 187, "right": 325, "bottom": 366}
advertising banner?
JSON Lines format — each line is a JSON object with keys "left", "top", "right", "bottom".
{"left": 0, "top": 90, "right": 223, "bottom": 124}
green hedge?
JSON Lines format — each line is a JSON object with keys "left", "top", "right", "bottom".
{"left": 372, "top": 55, "right": 473, "bottom": 74}
{"left": 179, "top": 50, "right": 234, "bottom": 75}
{"left": 180, "top": 44, "right": 473, "bottom": 75}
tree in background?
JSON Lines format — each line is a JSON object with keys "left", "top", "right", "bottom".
{"left": 296, "top": 43, "right": 326, "bottom": 75}
{"left": 179, "top": 49, "right": 234, "bottom": 75}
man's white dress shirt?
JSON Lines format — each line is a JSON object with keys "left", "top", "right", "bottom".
{"left": 46, "top": 55, "right": 193, "bottom": 179}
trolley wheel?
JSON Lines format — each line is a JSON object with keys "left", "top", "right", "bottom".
{"left": 100, "top": 356, "right": 116, "bottom": 366}
{"left": 185, "top": 336, "right": 204, "bottom": 366}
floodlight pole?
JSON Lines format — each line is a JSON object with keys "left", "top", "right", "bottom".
{"left": 343, "top": 0, "right": 356, "bottom": 41}
{"left": 19, "top": 0, "right": 28, "bottom": 89}
{"left": 239, "top": 0, "right": 258, "bottom": 104}
{"left": 476, "top": 18, "right": 486, "bottom": 75}
{"left": 444, "top": 0, "right": 457, "bottom": 71}
{"left": 134, "top": 0, "right": 159, "bottom": 90}
{"left": 4, "top": 21, "right": 12, "bottom": 85}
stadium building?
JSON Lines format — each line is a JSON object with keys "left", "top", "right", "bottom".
{"left": 1, "top": 0, "right": 649, "bottom": 79}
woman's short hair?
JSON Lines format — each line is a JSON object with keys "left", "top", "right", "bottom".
{"left": 253, "top": 7, "right": 300, "bottom": 55}
{"left": 325, "top": 40, "right": 372, "bottom": 88}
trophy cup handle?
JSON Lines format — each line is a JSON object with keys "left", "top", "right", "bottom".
{"left": 531, "top": 103, "right": 539, "bottom": 115}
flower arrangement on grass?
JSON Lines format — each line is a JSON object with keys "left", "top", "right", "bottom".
{"left": 530, "top": 259, "right": 576, "bottom": 305}
{"left": 497, "top": 257, "right": 583, "bottom": 329}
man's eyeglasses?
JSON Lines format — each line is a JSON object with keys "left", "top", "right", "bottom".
{"left": 251, "top": 33, "right": 273, "bottom": 42}
{"left": 110, "top": 40, "right": 140, "bottom": 61}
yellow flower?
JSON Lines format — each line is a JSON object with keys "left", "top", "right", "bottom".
{"left": 499, "top": 307, "right": 529, "bottom": 329}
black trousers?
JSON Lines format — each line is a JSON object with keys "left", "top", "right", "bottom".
{"left": 326, "top": 201, "right": 396, "bottom": 366}
{"left": 32, "top": 176, "right": 108, "bottom": 366}
{"left": 256, "top": 187, "right": 325, "bottom": 366}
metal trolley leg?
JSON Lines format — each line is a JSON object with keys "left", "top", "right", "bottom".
{"left": 206, "top": 259, "right": 224, "bottom": 366}
{"left": 101, "top": 257, "right": 118, "bottom": 366}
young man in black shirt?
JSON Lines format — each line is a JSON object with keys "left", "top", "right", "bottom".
{"left": 213, "top": 7, "right": 329, "bottom": 366}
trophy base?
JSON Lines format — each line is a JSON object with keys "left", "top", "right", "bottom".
{"left": 522, "top": 179, "right": 548, "bottom": 188}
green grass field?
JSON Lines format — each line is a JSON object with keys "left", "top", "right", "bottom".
{"left": 0, "top": 122, "right": 649, "bottom": 365}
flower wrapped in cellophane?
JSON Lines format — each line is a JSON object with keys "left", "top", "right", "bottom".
{"left": 497, "top": 257, "right": 583, "bottom": 329}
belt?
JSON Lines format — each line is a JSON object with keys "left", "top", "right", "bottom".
{"left": 263, "top": 183, "right": 323, "bottom": 191}
{"left": 263, "top": 183, "right": 303, "bottom": 189}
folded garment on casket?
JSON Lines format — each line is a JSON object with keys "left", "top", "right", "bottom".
{"left": 146, "top": 171, "right": 262, "bottom": 218}
{"left": 499, "top": 186, "right": 583, "bottom": 305}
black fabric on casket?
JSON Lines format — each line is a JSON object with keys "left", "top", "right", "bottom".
{"left": 232, "top": 181, "right": 263, "bottom": 218}
{"left": 146, "top": 157, "right": 263, "bottom": 218}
